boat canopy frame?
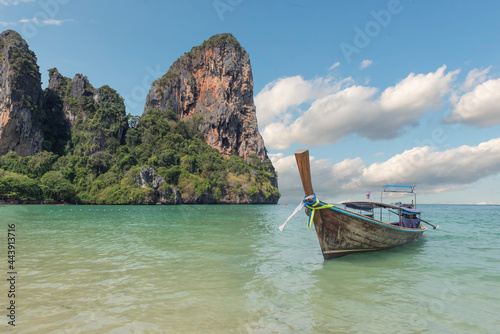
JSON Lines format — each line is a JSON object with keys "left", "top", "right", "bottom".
{"left": 381, "top": 185, "right": 417, "bottom": 209}
{"left": 341, "top": 200, "right": 422, "bottom": 226}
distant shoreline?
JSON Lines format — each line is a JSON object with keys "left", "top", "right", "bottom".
{"left": 1, "top": 200, "right": 498, "bottom": 206}
{"left": 0, "top": 200, "right": 59, "bottom": 205}
{"left": 0, "top": 200, "right": 279, "bottom": 206}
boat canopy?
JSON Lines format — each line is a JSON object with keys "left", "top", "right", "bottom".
{"left": 342, "top": 201, "right": 404, "bottom": 211}
{"left": 400, "top": 207, "right": 421, "bottom": 214}
{"left": 383, "top": 185, "right": 416, "bottom": 193}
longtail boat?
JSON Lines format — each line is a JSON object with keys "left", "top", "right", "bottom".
{"left": 283, "top": 149, "right": 436, "bottom": 259}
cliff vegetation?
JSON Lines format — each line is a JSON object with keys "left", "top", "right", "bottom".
{"left": 0, "top": 108, "right": 279, "bottom": 204}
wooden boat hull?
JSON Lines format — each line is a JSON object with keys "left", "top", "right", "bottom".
{"left": 308, "top": 204, "right": 426, "bottom": 259}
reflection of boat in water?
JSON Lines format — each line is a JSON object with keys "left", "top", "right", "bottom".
{"left": 291, "top": 149, "right": 433, "bottom": 259}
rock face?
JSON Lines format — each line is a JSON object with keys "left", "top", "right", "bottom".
{"left": 44, "top": 68, "right": 128, "bottom": 156}
{"left": 0, "top": 30, "right": 44, "bottom": 156}
{"left": 136, "top": 167, "right": 182, "bottom": 204}
{"left": 0, "top": 31, "right": 127, "bottom": 158}
{"left": 144, "top": 33, "right": 267, "bottom": 161}
{"left": 45, "top": 68, "right": 83, "bottom": 127}
{"left": 135, "top": 166, "right": 279, "bottom": 205}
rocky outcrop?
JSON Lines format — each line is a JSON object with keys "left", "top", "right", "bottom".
{"left": 135, "top": 166, "right": 278, "bottom": 204}
{"left": 0, "top": 30, "right": 128, "bottom": 158}
{"left": 44, "top": 68, "right": 128, "bottom": 156}
{"left": 45, "top": 68, "right": 81, "bottom": 127}
{"left": 0, "top": 30, "right": 44, "bottom": 156}
{"left": 136, "top": 167, "right": 182, "bottom": 204}
{"left": 144, "top": 33, "right": 267, "bottom": 161}
{"left": 136, "top": 166, "right": 167, "bottom": 188}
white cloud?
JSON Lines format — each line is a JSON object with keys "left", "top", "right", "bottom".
{"left": 0, "top": 17, "right": 74, "bottom": 27}
{"left": 254, "top": 75, "right": 352, "bottom": 127}
{"left": 274, "top": 138, "right": 500, "bottom": 203}
{"left": 360, "top": 59, "right": 373, "bottom": 69}
{"left": 347, "top": 137, "right": 500, "bottom": 189}
{"left": 380, "top": 65, "right": 458, "bottom": 112}
{"left": 19, "top": 18, "right": 37, "bottom": 23}
{"left": 42, "top": 19, "right": 74, "bottom": 25}
{"left": 259, "top": 65, "right": 459, "bottom": 150}
{"left": 447, "top": 78, "right": 500, "bottom": 127}
{"left": 0, "top": 0, "right": 35, "bottom": 5}
{"left": 460, "top": 67, "right": 490, "bottom": 91}
{"left": 329, "top": 62, "right": 340, "bottom": 70}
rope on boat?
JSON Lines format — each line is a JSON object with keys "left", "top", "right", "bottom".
{"left": 303, "top": 194, "right": 334, "bottom": 228}
{"left": 279, "top": 194, "right": 317, "bottom": 231}
{"left": 279, "top": 194, "right": 336, "bottom": 231}
{"left": 279, "top": 200, "right": 305, "bottom": 232}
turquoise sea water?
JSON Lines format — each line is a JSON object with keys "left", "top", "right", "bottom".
{"left": 1, "top": 204, "right": 499, "bottom": 333}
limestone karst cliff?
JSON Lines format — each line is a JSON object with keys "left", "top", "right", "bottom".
{"left": 0, "top": 31, "right": 128, "bottom": 158}
{"left": 44, "top": 68, "right": 129, "bottom": 156}
{"left": 144, "top": 33, "right": 267, "bottom": 162}
{"left": 0, "top": 30, "right": 44, "bottom": 156}
{"left": 0, "top": 30, "right": 280, "bottom": 204}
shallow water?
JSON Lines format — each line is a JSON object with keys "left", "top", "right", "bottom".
{"left": 1, "top": 204, "right": 499, "bottom": 333}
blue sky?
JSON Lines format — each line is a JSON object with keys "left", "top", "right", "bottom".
{"left": 2, "top": 0, "right": 500, "bottom": 204}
